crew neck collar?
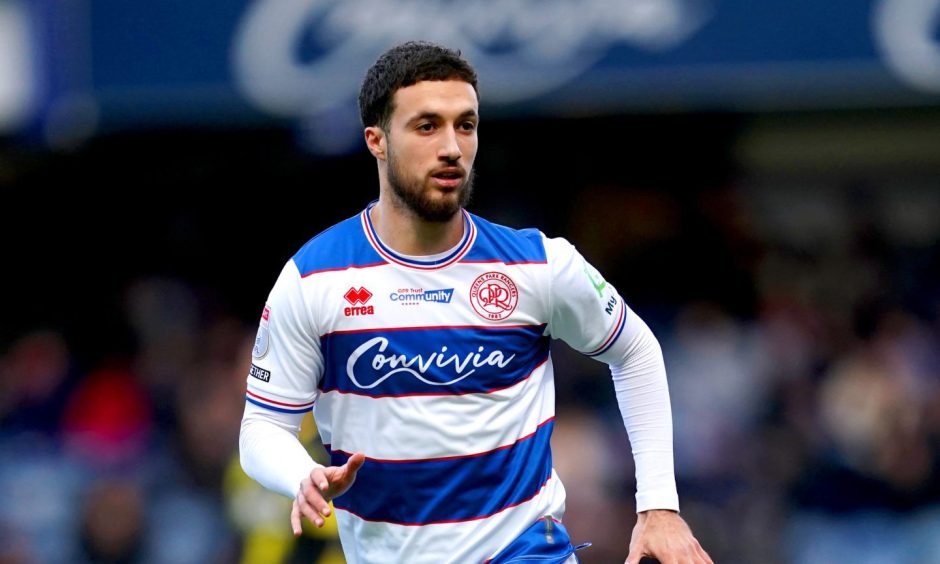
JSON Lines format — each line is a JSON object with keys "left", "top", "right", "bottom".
{"left": 360, "top": 201, "right": 476, "bottom": 270}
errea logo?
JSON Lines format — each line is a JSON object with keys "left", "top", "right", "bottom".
{"left": 344, "top": 286, "right": 374, "bottom": 317}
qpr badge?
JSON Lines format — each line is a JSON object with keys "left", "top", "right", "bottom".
{"left": 470, "top": 272, "right": 519, "bottom": 321}
{"left": 252, "top": 305, "right": 271, "bottom": 359}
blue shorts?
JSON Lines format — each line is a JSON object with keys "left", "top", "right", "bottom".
{"left": 486, "top": 517, "right": 591, "bottom": 563}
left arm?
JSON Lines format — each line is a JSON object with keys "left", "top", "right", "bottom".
{"left": 542, "top": 235, "right": 711, "bottom": 564}
{"left": 603, "top": 311, "right": 712, "bottom": 564}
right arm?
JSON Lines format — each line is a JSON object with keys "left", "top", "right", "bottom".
{"left": 239, "top": 402, "right": 319, "bottom": 499}
{"left": 240, "top": 402, "right": 364, "bottom": 532}
{"left": 239, "top": 259, "right": 354, "bottom": 531}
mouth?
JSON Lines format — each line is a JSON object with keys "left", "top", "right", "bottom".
{"left": 430, "top": 168, "right": 465, "bottom": 189}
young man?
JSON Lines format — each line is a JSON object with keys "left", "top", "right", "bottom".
{"left": 239, "top": 41, "right": 712, "bottom": 564}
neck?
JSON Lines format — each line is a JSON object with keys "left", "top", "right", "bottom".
{"left": 369, "top": 194, "right": 465, "bottom": 256}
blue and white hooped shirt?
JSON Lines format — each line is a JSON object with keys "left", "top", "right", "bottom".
{"left": 245, "top": 204, "right": 629, "bottom": 563}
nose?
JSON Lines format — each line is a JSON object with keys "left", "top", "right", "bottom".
{"left": 438, "top": 128, "right": 462, "bottom": 161}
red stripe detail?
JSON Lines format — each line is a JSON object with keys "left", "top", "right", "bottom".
{"left": 333, "top": 474, "right": 553, "bottom": 527}
{"left": 246, "top": 389, "right": 316, "bottom": 408}
{"left": 318, "top": 356, "right": 548, "bottom": 399}
{"left": 320, "top": 322, "right": 545, "bottom": 339}
{"left": 300, "top": 262, "right": 387, "bottom": 278}
{"left": 329, "top": 416, "right": 555, "bottom": 464}
{"left": 587, "top": 298, "right": 626, "bottom": 355}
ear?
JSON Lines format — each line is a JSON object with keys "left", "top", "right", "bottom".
{"left": 364, "top": 126, "right": 387, "bottom": 161}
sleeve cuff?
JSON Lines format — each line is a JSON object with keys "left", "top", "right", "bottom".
{"left": 636, "top": 487, "right": 680, "bottom": 513}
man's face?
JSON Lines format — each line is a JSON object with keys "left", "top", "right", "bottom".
{"left": 383, "top": 80, "right": 479, "bottom": 222}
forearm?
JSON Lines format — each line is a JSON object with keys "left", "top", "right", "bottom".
{"left": 239, "top": 404, "right": 320, "bottom": 498}
{"left": 606, "top": 312, "right": 679, "bottom": 512}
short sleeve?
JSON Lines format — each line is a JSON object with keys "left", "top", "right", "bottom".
{"left": 544, "top": 235, "right": 628, "bottom": 359}
{"left": 246, "top": 259, "right": 323, "bottom": 413}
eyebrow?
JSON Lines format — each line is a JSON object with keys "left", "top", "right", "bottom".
{"left": 406, "top": 109, "right": 479, "bottom": 125}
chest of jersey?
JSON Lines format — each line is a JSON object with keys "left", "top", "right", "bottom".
{"left": 305, "top": 263, "right": 551, "bottom": 397}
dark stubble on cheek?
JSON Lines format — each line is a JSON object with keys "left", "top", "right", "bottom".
{"left": 387, "top": 147, "right": 475, "bottom": 223}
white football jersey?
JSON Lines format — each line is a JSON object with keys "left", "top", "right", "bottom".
{"left": 246, "top": 203, "right": 631, "bottom": 563}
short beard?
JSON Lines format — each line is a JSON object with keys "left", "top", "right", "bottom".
{"left": 387, "top": 149, "right": 474, "bottom": 223}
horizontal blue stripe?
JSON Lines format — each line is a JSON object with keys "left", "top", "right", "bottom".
{"left": 292, "top": 213, "right": 384, "bottom": 276}
{"left": 245, "top": 396, "right": 312, "bottom": 414}
{"left": 460, "top": 215, "right": 546, "bottom": 263}
{"left": 330, "top": 419, "right": 554, "bottom": 524}
{"left": 320, "top": 325, "right": 549, "bottom": 396}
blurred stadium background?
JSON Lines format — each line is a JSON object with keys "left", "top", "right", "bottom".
{"left": 1, "top": 1, "right": 939, "bottom": 562}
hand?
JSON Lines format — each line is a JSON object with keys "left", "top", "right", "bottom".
{"left": 625, "top": 509, "right": 712, "bottom": 564}
{"left": 291, "top": 453, "right": 366, "bottom": 535}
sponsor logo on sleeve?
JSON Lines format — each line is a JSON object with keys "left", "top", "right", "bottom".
{"left": 469, "top": 272, "right": 518, "bottom": 321}
{"left": 252, "top": 304, "right": 271, "bottom": 358}
{"left": 582, "top": 261, "right": 619, "bottom": 315}
{"left": 249, "top": 363, "right": 271, "bottom": 382}
{"left": 344, "top": 286, "right": 375, "bottom": 316}
{"left": 582, "top": 261, "right": 608, "bottom": 299}
{"left": 389, "top": 287, "right": 454, "bottom": 306}
{"left": 605, "top": 295, "right": 618, "bottom": 315}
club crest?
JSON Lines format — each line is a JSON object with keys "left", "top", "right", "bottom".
{"left": 469, "top": 272, "right": 519, "bottom": 321}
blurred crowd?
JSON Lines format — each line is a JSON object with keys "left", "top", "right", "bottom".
{"left": 0, "top": 275, "right": 348, "bottom": 564}
{"left": 1, "top": 162, "right": 937, "bottom": 563}
{"left": 551, "top": 174, "right": 940, "bottom": 563}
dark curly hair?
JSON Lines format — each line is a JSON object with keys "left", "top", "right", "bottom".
{"left": 359, "top": 41, "right": 479, "bottom": 130}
